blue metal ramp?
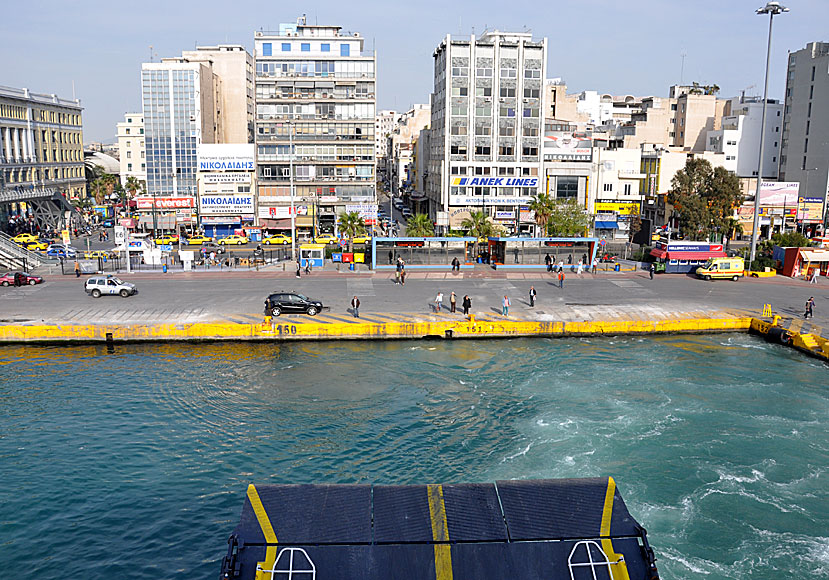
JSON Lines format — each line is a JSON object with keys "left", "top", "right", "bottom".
{"left": 220, "top": 477, "right": 659, "bottom": 580}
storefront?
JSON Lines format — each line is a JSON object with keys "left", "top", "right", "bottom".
{"left": 134, "top": 197, "right": 197, "bottom": 234}
{"left": 649, "top": 241, "right": 726, "bottom": 274}
{"left": 776, "top": 246, "right": 829, "bottom": 278}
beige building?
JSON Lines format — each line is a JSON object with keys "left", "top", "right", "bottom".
{"left": 116, "top": 113, "right": 145, "bottom": 187}
{"left": 181, "top": 45, "right": 254, "bottom": 144}
{"left": 388, "top": 104, "right": 430, "bottom": 196}
{"left": 0, "top": 85, "right": 86, "bottom": 200}
{"left": 673, "top": 89, "right": 726, "bottom": 151}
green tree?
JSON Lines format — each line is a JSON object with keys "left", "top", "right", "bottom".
{"left": 547, "top": 199, "right": 591, "bottom": 236}
{"left": 527, "top": 192, "right": 554, "bottom": 237}
{"left": 460, "top": 210, "right": 496, "bottom": 257}
{"left": 406, "top": 213, "right": 435, "bottom": 237}
{"left": 337, "top": 211, "right": 366, "bottom": 252}
{"left": 771, "top": 231, "right": 811, "bottom": 248}
{"left": 667, "top": 158, "right": 743, "bottom": 241}
{"left": 89, "top": 178, "right": 108, "bottom": 205}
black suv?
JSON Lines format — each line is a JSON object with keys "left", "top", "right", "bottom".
{"left": 265, "top": 292, "right": 324, "bottom": 316}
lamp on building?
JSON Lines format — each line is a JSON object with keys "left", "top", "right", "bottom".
{"left": 749, "top": 1, "right": 788, "bottom": 267}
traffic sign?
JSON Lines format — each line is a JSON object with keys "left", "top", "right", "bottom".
{"left": 338, "top": 239, "right": 348, "bottom": 249}
{"left": 160, "top": 244, "right": 172, "bottom": 252}
{"left": 599, "top": 239, "right": 607, "bottom": 247}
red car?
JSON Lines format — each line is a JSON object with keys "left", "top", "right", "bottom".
{"left": 0, "top": 272, "right": 44, "bottom": 286}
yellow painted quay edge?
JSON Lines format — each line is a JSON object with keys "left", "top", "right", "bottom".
{"left": 0, "top": 316, "right": 754, "bottom": 343}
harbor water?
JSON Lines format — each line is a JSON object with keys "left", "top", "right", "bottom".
{"left": 0, "top": 334, "right": 826, "bottom": 579}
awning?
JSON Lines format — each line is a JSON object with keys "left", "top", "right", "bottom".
{"left": 137, "top": 215, "right": 176, "bottom": 229}
{"left": 595, "top": 221, "right": 618, "bottom": 229}
{"left": 799, "top": 249, "right": 829, "bottom": 262}
{"left": 650, "top": 248, "right": 668, "bottom": 259}
{"left": 260, "top": 218, "right": 293, "bottom": 229}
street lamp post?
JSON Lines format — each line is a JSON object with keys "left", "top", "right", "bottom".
{"left": 749, "top": 1, "right": 789, "bottom": 268}
{"left": 800, "top": 168, "right": 816, "bottom": 235}
{"left": 288, "top": 119, "right": 296, "bottom": 262}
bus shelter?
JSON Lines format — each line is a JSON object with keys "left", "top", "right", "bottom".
{"left": 372, "top": 237, "right": 476, "bottom": 269}
{"left": 487, "top": 237, "right": 599, "bottom": 269}
{"left": 299, "top": 244, "right": 325, "bottom": 269}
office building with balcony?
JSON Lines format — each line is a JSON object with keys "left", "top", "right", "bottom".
{"left": 254, "top": 17, "right": 376, "bottom": 236}
{"left": 1, "top": 85, "right": 86, "bottom": 232}
{"left": 780, "top": 42, "right": 829, "bottom": 212}
{"left": 116, "top": 113, "right": 146, "bottom": 187}
{"left": 426, "top": 30, "right": 546, "bottom": 233}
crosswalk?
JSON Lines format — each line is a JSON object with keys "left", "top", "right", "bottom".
{"left": 58, "top": 306, "right": 211, "bottom": 324}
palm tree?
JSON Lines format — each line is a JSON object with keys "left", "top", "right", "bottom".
{"left": 90, "top": 178, "right": 107, "bottom": 205}
{"left": 528, "top": 192, "right": 554, "bottom": 236}
{"left": 124, "top": 176, "right": 143, "bottom": 199}
{"left": 406, "top": 213, "right": 434, "bottom": 237}
{"left": 337, "top": 211, "right": 366, "bottom": 252}
{"left": 461, "top": 210, "right": 495, "bottom": 258}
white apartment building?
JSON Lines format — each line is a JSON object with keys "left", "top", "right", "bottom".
{"left": 780, "top": 41, "right": 829, "bottom": 207}
{"left": 388, "top": 104, "right": 430, "bottom": 195}
{"left": 375, "top": 110, "right": 398, "bottom": 166}
{"left": 116, "top": 113, "right": 145, "bottom": 186}
{"left": 253, "top": 17, "right": 376, "bottom": 236}
{"left": 427, "top": 30, "right": 546, "bottom": 232}
{"left": 705, "top": 96, "right": 782, "bottom": 178}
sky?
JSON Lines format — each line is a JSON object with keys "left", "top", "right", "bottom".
{"left": 1, "top": 0, "right": 826, "bottom": 143}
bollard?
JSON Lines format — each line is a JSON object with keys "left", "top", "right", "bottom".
{"left": 772, "top": 314, "right": 782, "bottom": 326}
{"left": 162, "top": 264, "right": 167, "bottom": 273}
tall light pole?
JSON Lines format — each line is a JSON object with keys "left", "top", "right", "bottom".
{"left": 288, "top": 119, "right": 296, "bottom": 261}
{"left": 749, "top": 1, "right": 788, "bottom": 267}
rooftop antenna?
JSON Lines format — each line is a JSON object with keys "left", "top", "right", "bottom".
{"left": 149, "top": 45, "right": 153, "bottom": 62}
{"left": 458, "top": 16, "right": 462, "bottom": 35}
{"left": 680, "top": 50, "right": 687, "bottom": 85}
{"left": 71, "top": 80, "right": 75, "bottom": 100}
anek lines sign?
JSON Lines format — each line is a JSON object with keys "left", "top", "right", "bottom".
{"left": 199, "top": 195, "right": 254, "bottom": 215}
{"left": 451, "top": 176, "right": 539, "bottom": 188}
{"left": 197, "top": 144, "right": 255, "bottom": 172}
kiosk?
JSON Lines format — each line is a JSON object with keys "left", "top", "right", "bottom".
{"left": 300, "top": 244, "right": 325, "bottom": 269}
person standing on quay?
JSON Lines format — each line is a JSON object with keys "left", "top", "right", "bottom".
{"left": 74, "top": 260, "right": 81, "bottom": 278}
{"left": 296, "top": 258, "right": 301, "bottom": 279}
{"left": 805, "top": 296, "right": 815, "bottom": 319}
{"left": 529, "top": 286, "right": 537, "bottom": 307}
{"left": 435, "top": 291, "right": 443, "bottom": 313}
{"left": 400, "top": 263, "right": 406, "bottom": 285}
{"left": 545, "top": 253, "right": 552, "bottom": 272}
{"left": 462, "top": 294, "right": 472, "bottom": 316}
{"left": 558, "top": 270, "right": 565, "bottom": 289}
{"left": 502, "top": 295, "right": 511, "bottom": 316}
{"left": 351, "top": 296, "right": 360, "bottom": 318}
{"left": 450, "top": 291, "right": 457, "bottom": 313}
{"left": 649, "top": 262, "right": 655, "bottom": 280}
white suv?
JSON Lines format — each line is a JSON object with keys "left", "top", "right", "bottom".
{"left": 84, "top": 275, "right": 137, "bottom": 298}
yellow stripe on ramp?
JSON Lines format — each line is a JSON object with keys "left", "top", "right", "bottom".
{"left": 247, "top": 484, "right": 278, "bottom": 579}
{"left": 427, "top": 484, "right": 453, "bottom": 580}
{"left": 600, "top": 477, "right": 630, "bottom": 580}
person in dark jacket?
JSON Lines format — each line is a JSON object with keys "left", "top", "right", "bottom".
{"left": 462, "top": 295, "right": 472, "bottom": 316}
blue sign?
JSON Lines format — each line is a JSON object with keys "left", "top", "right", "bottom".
{"left": 159, "top": 244, "right": 172, "bottom": 252}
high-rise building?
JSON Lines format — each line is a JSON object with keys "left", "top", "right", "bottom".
{"left": 705, "top": 96, "right": 782, "bottom": 178}
{"left": 254, "top": 17, "right": 377, "bottom": 236}
{"left": 427, "top": 30, "right": 546, "bottom": 232}
{"left": 116, "top": 113, "right": 146, "bottom": 187}
{"left": 375, "top": 110, "right": 399, "bottom": 164}
{"left": 780, "top": 41, "right": 829, "bottom": 208}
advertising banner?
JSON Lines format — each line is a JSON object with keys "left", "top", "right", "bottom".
{"left": 199, "top": 195, "right": 254, "bottom": 215}
{"left": 494, "top": 211, "right": 514, "bottom": 220}
{"left": 345, "top": 204, "right": 378, "bottom": 225}
{"left": 197, "top": 144, "right": 255, "bottom": 171}
{"left": 450, "top": 176, "right": 539, "bottom": 188}
{"left": 543, "top": 131, "right": 592, "bottom": 161}
{"left": 758, "top": 181, "right": 800, "bottom": 206}
{"left": 797, "top": 197, "right": 824, "bottom": 222}
{"left": 201, "top": 216, "right": 241, "bottom": 225}
{"left": 258, "top": 206, "right": 310, "bottom": 219}
{"left": 449, "top": 195, "right": 534, "bottom": 206}
{"left": 202, "top": 173, "right": 251, "bottom": 184}
{"left": 135, "top": 197, "right": 196, "bottom": 210}
{"left": 593, "top": 200, "right": 640, "bottom": 215}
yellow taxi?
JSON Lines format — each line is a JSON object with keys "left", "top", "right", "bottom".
{"left": 219, "top": 234, "right": 249, "bottom": 245}
{"left": 84, "top": 250, "right": 115, "bottom": 259}
{"left": 313, "top": 234, "right": 338, "bottom": 245}
{"left": 186, "top": 235, "right": 213, "bottom": 245}
{"left": 12, "top": 233, "right": 38, "bottom": 244}
{"left": 262, "top": 234, "right": 292, "bottom": 246}
{"left": 24, "top": 241, "right": 50, "bottom": 252}
{"left": 351, "top": 236, "right": 371, "bottom": 245}
{"left": 154, "top": 236, "right": 178, "bottom": 246}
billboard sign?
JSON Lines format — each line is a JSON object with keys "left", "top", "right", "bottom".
{"left": 450, "top": 177, "right": 539, "bottom": 188}
{"left": 543, "top": 131, "right": 592, "bottom": 161}
{"left": 797, "top": 197, "right": 824, "bottom": 223}
{"left": 593, "top": 200, "right": 640, "bottom": 215}
{"left": 197, "top": 144, "right": 255, "bottom": 171}
{"left": 199, "top": 195, "right": 254, "bottom": 215}
{"left": 345, "top": 204, "right": 378, "bottom": 225}
{"left": 758, "top": 181, "right": 800, "bottom": 206}
{"left": 449, "top": 195, "right": 535, "bottom": 206}
{"left": 202, "top": 173, "right": 251, "bottom": 184}
{"left": 135, "top": 197, "right": 196, "bottom": 210}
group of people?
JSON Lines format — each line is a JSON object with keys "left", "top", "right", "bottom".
{"left": 394, "top": 257, "right": 407, "bottom": 285}
{"left": 544, "top": 253, "right": 591, "bottom": 275}
{"left": 433, "top": 291, "right": 473, "bottom": 315}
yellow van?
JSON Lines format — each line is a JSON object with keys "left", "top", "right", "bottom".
{"left": 696, "top": 257, "right": 745, "bottom": 281}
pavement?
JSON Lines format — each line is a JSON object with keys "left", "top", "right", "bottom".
{"left": 2, "top": 265, "right": 827, "bottom": 337}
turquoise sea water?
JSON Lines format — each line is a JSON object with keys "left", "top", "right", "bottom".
{"left": 0, "top": 335, "right": 827, "bottom": 579}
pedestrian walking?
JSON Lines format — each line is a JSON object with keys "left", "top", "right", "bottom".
{"left": 649, "top": 263, "right": 655, "bottom": 280}
{"left": 576, "top": 259, "right": 583, "bottom": 275}
{"left": 296, "top": 258, "right": 301, "bottom": 278}
{"left": 545, "top": 253, "right": 552, "bottom": 272}
{"left": 502, "top": 295, "right": 511, "bottom": 316}
{"left": 351, "top": 296, "right": 360, "bottom": 318}
{"left": 304, "top": 259, "right": 312, "bottom": 274}
{"left": 805, "top": 296, "right": 815, "bottom": 319}
{"left": 558, "top": 260, "right": 564, "bottom": 273}
{"left": 451, "top": 257, "right": 460, "bottom": 272}
{"left": 450, "top": 291, "right": 457, "bottom": 313}
{"left": 74, "top": 260, "right": 81, "bottom": 278}
{"left": 810, "top": 268, "right": 819, "bottom": 284}
{"left": 388, "top": 250, "right": 394, "bottom": 265}
{"left": 435, "top": 292, "right": 443, "bottom": 313}
{"left": 400, "top": 265, "right": 406, "bottom": 285}
{"left": 592, "top": 258, "right": 598, "bottom": 275}
{"left": 462, "top": 295, "right": 472, "bottom": 316}
{"left": 558, "top": 270, "right": 565, "bottom": 288}
{"left": 395, "top": 269, "right": 401, "bottom": 284}
{"left": 529, "top": 286, "right": 537, "bottom": 307}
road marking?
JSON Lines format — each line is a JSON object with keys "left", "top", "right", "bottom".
{"left": 347, "top": 278, "right": 375, "bottom": 296}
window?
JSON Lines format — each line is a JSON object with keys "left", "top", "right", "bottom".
{"left": 812, "top": 66, "right": 816, "bottom": 82}
{"left": 451, "top": 86, "right": 468, "bottom": 97}
{"left": 451, "top": 105, "right": 467, "bottom": 116}
{"left": 498, "top": 144, "right": 514, "bottom": 156}
{"left": 125, "top": 128, "right": 130, "bottom": 135}
{"left": 450, "top": 124, "right": 467, "bottom": 135}
{"left": 474, "top": 145, "right": 491, "bottom": 155}
{"left": 810, "top": 85, "right": 814, "bottom": 99}
{"left": 603, "top": 183, "right": 613, "bottom": 192}
{"left": 523, "top": 126, "right": 539, "bottom": 137}
{"left": 127, "top": 163, "right": 132, "bottom": 171}
{"left": 500, "top": 106, "right": 515, "bottom": 117}
{"left": 476, "top": 86, "right": 492, "bottom": 97}
{"left": 522, "top": 146, "right": 538, "bottom": 156}
{"left": 301, "top": 43, "right": 310, "bottom": 52}
{"left": 476, "top": 68, "right": 492, "bottom": 77}
{"left": 499, "top": 87, "right": 515, "bottom": 98}
{"left": 321, "top": 43, "right": 330, "bottom": 52}
{"left": 500, "top": 68, "right": 517, "bottom": 78}
{"left": 624, "top": 183, "right": 632, "bottom": 195}
{"left": 282, "top": 43, "right": 291, "bottom": 52}
{"left": 474, "top": 124, "right": 491, "bottom": 136}
{"left": 523, "top": 88, "right": 540, "bottom": 98}
{"left": 556, "top": 176, "right": 578, "bottom": 199}
{"left": 450, "top": 144, "right": 467, "bottom": 155}
{"left": 499, "top": 125, "right": 515, "bottom": 136}
{"left": 523, "top": 69, "right": 541, "bottom": 79}
{"left": 452, "top": 67, "right": 468, "bottom": 77}
{"left": 262, "top": 43, "right": 272, "bottom": 56}
{"left": 475, "top": 105, "right": 491, "bottom": 117}
{"left": 523, "top": 107, "right": 539, "bottom": 118}
{"left": 340, "top": 44, "right": 350, "bottom": 56}
{"left": 126, "top": 151, "right": 131, "bottom": 158}
{"left": 671, "top": 104, "right": 677, "bottom": 111}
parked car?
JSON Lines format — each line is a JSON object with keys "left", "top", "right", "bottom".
{"left": 154, "top": 235, "right": 178, "bottom": 246}
{"left": 11, "top": 233, "right": 38, "bottom": 244}
{"left": 219, "top": 235, "right": 249, "bottom": 245}
{"left": 84, "top": 275, "right": 137, "bottom": 298}
{"left": 313, "top": 234, "right": 338, "bottom": 245}
{"left": 23, "top": 240, "right": 49, "bottom": 251}
{"left": 186, "top": 235, "right": 214, "bottom": 245}
{"left": 199, "top": 242, "right": 226, "bottom": 255}
{"left": 351, "top": 236, "right": 371, "bottom": 245}
{"left": 262, "top": 234, "right": 292, "bottom": 246}
{"left": 102, "top": 219, "right": 115, "bottom": 228}
{"left": 46, "top": 244, "right": 78, "bottom": 259}
{"left": 0, "top": 272, "right": 43, "bottom": 286}
{"left": 83, "top": 250, "right": 116, "bottom": 259}
{"left": 264, "top": 292, "right": 324, "bottom": 316}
